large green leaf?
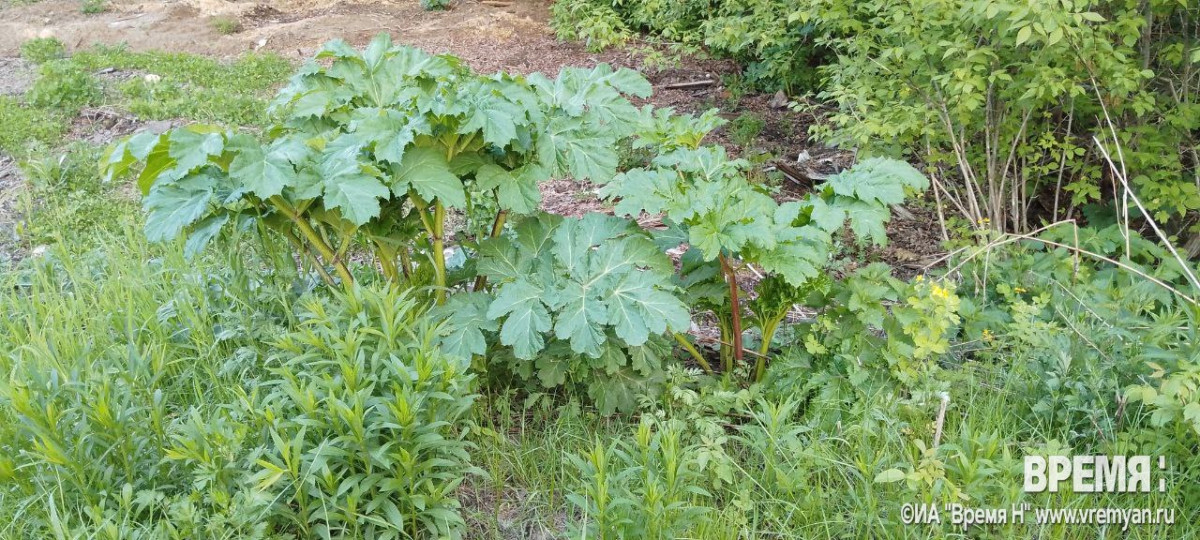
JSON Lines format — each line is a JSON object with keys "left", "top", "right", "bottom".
{"left": 433, "top": 292, "right": 498, "bottom": 360}
{"left": 553, "top": 281, "right": 609, "bottom": 357}
{"left": 606, "top": 271, "right": 690, "bottom": 346}
{"left": 826, "top": 157, "right": 928, "bottom": 206}
{"left": 475, "top": 163, "right": 543, "bottom": 214}
{"left": 167, "top": 127, "right": 225, "bottom": 175}
{"left": 350, "top": 107, "right": 426, "bottom": 164}
{"left": 227, "top": 134, "right": 297, "bottom": 199}
{"left": 184, "top": 213, "right": 230, "bottom": 258}
{"left": 143, "top": 175, "right": 215, "bottom": 243}
{"left": 391, "top": 146, "right": 466, "bottom": 208}
{"left": 317, "top": 136, "right": 388, "bottom": 226}
{"left": 487, "top": 279, "right": 554, "bottom": 359}
{"left": 537, "top": 117, "right": 618, "bottom": 182}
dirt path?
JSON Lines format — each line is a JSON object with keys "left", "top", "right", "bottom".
{"left": 1, "top": 0, "right": 642, "bottom": 74}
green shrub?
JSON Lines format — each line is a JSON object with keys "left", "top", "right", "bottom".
{"left": 19, "top": 37, "right": 66, "bottom": 64}
{"left": 810, "top": 0, "right": 1200, "bottom": 232}
{"left": 254, "top": 285, "right": 481, "bottom": 538}
{"left": 420, "top": 0, "right": 450, "bottom": 10}
{"left": 552, "top": 0, "right": 825, "bottom": 91}
{"left": 0, "top": 240, "right": 290, "bottom": 537}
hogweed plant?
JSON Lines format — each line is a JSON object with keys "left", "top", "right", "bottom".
{"left": 104, "top": 34, "right": 933, "bottom": 403}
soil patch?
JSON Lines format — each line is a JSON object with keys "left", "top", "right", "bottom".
{"left": 0, "top": 57, "right": 36, "bottom": 96}
{"left": 0, "top": 154, "right": 25, "bottom": 266}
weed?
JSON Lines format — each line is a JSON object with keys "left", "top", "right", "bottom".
{"left": 728, "top": 112, "right": 765, "bottom": 147}
{"left": 0, "top": 97, "right": 67, "bottom": 155}
{"left": 26, "top": 60, "right": 102, "bottom": 111}
{"left": 19, "top": 37, "right": 66, "bottom": 64}
{"left": 210, "top": 16, "right": 242, "bottom": 35}
{"left": 79, "top": 0, "right": 105, "bottom": 13}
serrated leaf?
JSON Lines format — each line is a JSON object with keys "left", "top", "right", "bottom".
{"left": 538, "top": 117, "right": 618, "bottom": 182}
{"left": 606, "top": 271, "right": 690, "bottom": 346}
{"left": 808, "top": 196, "right": 847, "bottom": 232}
{"left": 840, "top": 198, "right": 891, "bottom": 245}
{"left": 144, "top": 175, "right": 215, "bottom": 243}
{"left": 552, "top": 213, "right": 631, "bottom": 278}
{"left": 487, "top": 279, "right": 553, "bottom": 359}
{"left": 350, "top": 107, "right": 426, "bottom": 164}
{"left": 227, "top": 135, "right": 297, "bottom": 199}
{"left": 477, "top": 237, "right": 528, "bottom": 280}
{"left": 458, "top": 84, "right": 525, "bottom": 147}
{"left": 168, "top": 127, "right": 225, "bottom": 175}
{"left": 826, "top": 157, "right": 927, "bottom": 206}
{"left": 553, "top": 281, "right": 609, "bottom": 357}
{"left": 535, "top": 355, "right": 572, "bottom": 387}
{"left": 102, "top": 131, "right": 162, "bottom": 183}
{"left": 475, "top": 163, "right": 542, "bottom": 214}
{"left": 184, "top": 213, "right": 230, "bottom": 258}
{"left": 432, "top": 292, "right": 498, "bottom": 359}
{"left": 318, "top": 136, "right": 388, "bottom": 226}
{"left": 392, "top": 146, "right": 466, "bottom": 208}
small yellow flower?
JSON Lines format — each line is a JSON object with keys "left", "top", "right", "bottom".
{"left": 931, "top": 284, "right": 950, "bottom": 300}
{"left": 982, "top": 329, "right": 994, "bottom": 342}
{"left": 1014, "top": 287, "right": 1027, "bottom": 294}
{"left": 915, "top": 274, "right": 925, "bottom": 282}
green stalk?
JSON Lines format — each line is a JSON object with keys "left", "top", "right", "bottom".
{"left": 285, "top": 229, "right": 337, "bottom": 287}
{"left": 432, "top": 201, "right": 447, "bottom": 305}
{"left": 376, "top": 243, "right": 401, "bottom": 283}
{"left": 754, "top": 315, "right": 783, "bottom": 382}
{"left": 269, "top": 196, "right": 353, "bottom": 286}
{"left": 473, "top": 208, "right": 508, "bottom": 292}
{"left": 672, "top": 332, "right": 713, "bottom": 374}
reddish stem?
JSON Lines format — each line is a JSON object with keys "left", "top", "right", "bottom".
{"left": 719, "top": 254, "right": 744, "bottom": 370}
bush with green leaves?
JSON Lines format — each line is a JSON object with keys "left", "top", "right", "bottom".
{"left": 103, "top": 33, "right": 653, "bottom": 295}
{"left": 551, "top": 0, "right": 826, "bottom": 92}
{"left": 602, "top": 132, "right": 931, "bottom": 379}
{"left": 106, "top": 34, "right": 932, "bottom": 407}
{"left": 435, "top": 212, "right": 690, "bottom": 413}
{"left": 251, "top": 285, "right": 481, "bottom": 539}
{"left": 948, "top": 223, "right": 1200, "bottom": 448}
{"left": 808, "top": 0, "right": 1200, "bottom": 233}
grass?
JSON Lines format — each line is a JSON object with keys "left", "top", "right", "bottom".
{"left": 729, "top": 111, "right": 765, "bottom": 147}
{"left": 0, "top": 97, "right": 69, "bottom": 155}
{"left": 211, "top": 15, "right": 243, "bottom": 35}
{"left": 79, "top": 0, "right": 105, "bottom": 14}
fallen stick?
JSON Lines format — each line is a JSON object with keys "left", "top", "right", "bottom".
{"left": 775, "top": 162, "right": 814, "bottom": 190}
{"left": 660, "top": 79, "right": 716, "bottom": 90}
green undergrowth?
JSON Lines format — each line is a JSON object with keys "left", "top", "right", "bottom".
{"left": 2, "top": 39, "right": 294, "bottom": 258}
